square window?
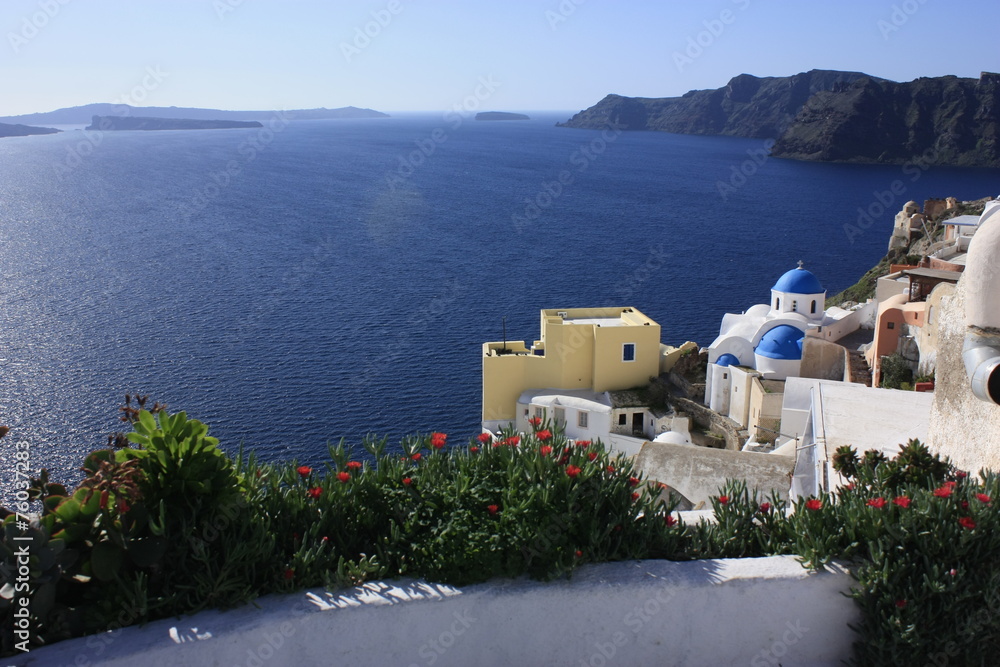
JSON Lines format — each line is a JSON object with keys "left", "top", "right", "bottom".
{"left": 534, "top": 407, "right": 544, "bottom": 419}
{"left": 622, "top": 343, "right": 636, "bottom": 362}
{"left": 887, "top": 322, "right": 895, "bottom": 330}
{"left": 578, "top": 411, "right": 588, "bottom": 428}
{"left": 618, "top": 414, "right": 627, "bottom": 426}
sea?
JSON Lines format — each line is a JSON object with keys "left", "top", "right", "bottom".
{"left": 1, "top": 111, "right": 997, "bottom": 497}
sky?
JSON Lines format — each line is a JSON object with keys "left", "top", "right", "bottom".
{"left": 1, "top": 0, "right": 999, "bottom": 117}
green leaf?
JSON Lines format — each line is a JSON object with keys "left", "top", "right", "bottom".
{"left": 91, "top": 541, "right": 124, "bottom": 582}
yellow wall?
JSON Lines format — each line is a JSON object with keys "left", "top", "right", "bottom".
{"left": 482, "top": 308, "right": 662, "bottom": 421}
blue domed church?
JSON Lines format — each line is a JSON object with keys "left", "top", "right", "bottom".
{"left": 704, "top": 263, "right": 868, "bottom": 413}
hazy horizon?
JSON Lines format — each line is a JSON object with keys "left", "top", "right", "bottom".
{"left": 2, "top": 0, "right": 998, "bottom": 118}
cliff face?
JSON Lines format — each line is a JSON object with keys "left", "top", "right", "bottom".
{"left": 558, "top": 70, "right": 877, "bottom": 138}
{"left": 770, "top": 75, "right": 1000, "bottom": 167}
{"left": 561, "top": 71, "right": 1000, "bottom": 168}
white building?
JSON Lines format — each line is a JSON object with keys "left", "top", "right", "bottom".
{"left": 705, "top": 263, "right": 874, "bottom": 412}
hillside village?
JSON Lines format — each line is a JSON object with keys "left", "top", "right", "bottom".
{"left": 482, "top": 195, "right": 1000, "bottom": 509}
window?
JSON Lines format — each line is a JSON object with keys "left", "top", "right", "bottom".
{"left": 775, "top": 297, "right": 781, "bottom": 310}
{"left": 578, "top": 411, "right": 588, "bottom": 428}
{"left": 887, "top": 322, "right": 895, "bottom": 330}
{"left": 811, "top": 300, "right": 817, "bottom": 314}
{"left": 792, "top": 300, "right": 798, "bottom": 312}
{"left": 534, "top": 407, "right": 544, "bottom": 419}
{"left": 622, "top": 343, "right": 636, "bottom": 362}
{"left": 523, "top": 408, "right": 529, "bottom": 416}
{"left": 618, "top": 414, "right": 627, "bottom": 426}
{"left": 554, "top": 407, "right": 565, "bottom": 426}
{"left": 723, "top": 373, "right": 728, "bottom": 380}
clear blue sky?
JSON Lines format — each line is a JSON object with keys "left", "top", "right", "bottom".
{"left": 1, "top": 0, "right": 998, "bottom": 116}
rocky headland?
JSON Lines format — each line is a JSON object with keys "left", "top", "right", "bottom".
{"left": 561, "top": 70, "right": 1000, "bottom": 168}
{"left": 0, "top": 104, "right": 389, "bottom": 126}
{"left": 0, "top": 122, "right": 60, "bottom": 138}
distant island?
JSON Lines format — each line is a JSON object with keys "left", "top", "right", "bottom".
{"left": 560, "top": 70, "right": 1000, "bottom": 168}
{"left": 0, "top": 122, "right": 60, "bottom": 139}
{"left": 0, "top": 104, "right": 389, "bottom": 126}
{"left": 87, "top": 116, "right": 263, "bottom": 132}
{"left": 475, "top": 112, "right": 530, "bottom": 121}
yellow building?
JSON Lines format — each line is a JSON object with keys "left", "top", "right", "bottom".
{"left": 482, "top": 307, "right": 663, "bottom": 432}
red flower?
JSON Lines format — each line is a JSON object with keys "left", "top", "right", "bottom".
{"left": 283, "top": 568, "right": 294, "bottom": 580}
{"left": 587, "top": 451, "right": 598, "bottom": 461}
{"left": 576, "top": 440, "right": 591, "bottom": 448}
{"left": 117, "top": 498, "right": 130, "bottom": 514}
{"left": 943, "top": 480, "right": 958, "bottom": 489}
{"left": 948, "top": 568, "right": 958, "bottom": 577}
{"left": 505, "top": 436, "right": 521, "bottom": 447}
{"left": 959, "top": 516, "right": 976, "bottom": 530}
{"left": 976, "top": 493, "right": 992, "bottom": 503}
{"left": 470, "top": 446, "right": 480, "bottom": 453}
{"left": 759, "top": 502, "right": 771, "bottom": 513}
{"left": 717, "top": 495, "right": 729, "bottom": 505}
{"left": 337, "top": 471, "right": 350, "bottom": 483}
{"left": 487, "top": 504, "right": 499, "bottom": 515}
{"left": 956, "top": 471, "right": 968, "bottom": 479}
{"left": 402, "top": 477, "right": 412, "bottom": 486}
{"left": 536, "top": 429, "right": 553, "bottom": 442}
{"left": 867, "top": 497, "right": 886, "bottom": 509}
{"left": 664, "top": 515, "right": 677, "bottom": 527}
{"left": 566, "top": 465, "right": 582, "bottom": 478}
{"left": 540, "top": 445, "right": 553, "bottom": 456}
{"left": 307, "top": 487, "right": 322, "bottom": 499}
{"left": 528, "top": 416, "right": 542, "bottom": 427}
{"left": 606, "top": 465, "right": 616, "bottom": 473}
{"left": 476, "top": 432, "right": 492, "bottom": 444}
{"left": 346, "top": 461, "right": 362, "bottom": 470}
{"left": 961, "top": 501, "right": 969, "bottom": 509}
{"left": 895, "top": 599, "right": 907, "bottom": 609}
{"left": 805, "top": 499, "right": 823, "bottom": 511}
{"left": 845, "top": 483, "right": 856, "bottom": 491}
{"left": 893, "top": 496, "right": 911, "bottom": 508}
{"left": 628, "top": 477, "right": 640, "bottom": 487}
{"left": 933, "top": 486, "right": 952, "bottom": 498}
{"left": 99, "top": 490, "right": 109, "bottom": 510}
{"left": 296, "top": 466, "right": 311, "bottom": 478}
{"left": 430, "top": 432, "right": 447, "bottom": 449}
{"left": 410, "top": 452, "right": 422, "bottom": 462}
{"left": 575, "top": 550, "right": 583, "bottom": 558}
{"left": 631, "top": 492, "right": 640, "bottom": 501}
{"left": 321, "top": 536, "right": 329, "bottom": 542}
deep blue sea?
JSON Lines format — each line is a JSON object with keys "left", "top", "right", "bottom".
{"left": 1, "top": 112, "right": 997, "bottom": 495}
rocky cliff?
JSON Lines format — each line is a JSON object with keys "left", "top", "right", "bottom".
{"left": 771, "top": 74, "right": 1000, "bottom": 167}
{"left": 558, "top": 69, "right": 877, "bottom": 138}
{"left": 561, "top": 71, "right": 1000, "bottom": 168}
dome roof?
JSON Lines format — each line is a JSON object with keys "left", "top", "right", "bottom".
{"left": 715, "top": 353, "right": 740, "bottom": 367}
{"left": 755, "top": 325, "right": 805, "bottom": 361}
{"left": 772, "top": 267, "right": 824, "bottom": 295}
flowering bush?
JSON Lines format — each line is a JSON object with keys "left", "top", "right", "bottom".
{"left": 2, "top": 411, "right": 999, "bottom": 665}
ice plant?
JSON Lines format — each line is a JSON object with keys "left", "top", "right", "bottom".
{"left": 664, "top": 514, "right": 677, "bottom": 527}
{"left": 536, "top": 429, "right": 552, "bottom": 442}
{"left": 896, "top": 600, "right": 907, "bottom": 609}
{"left": 430, "top": 432, "right": 447, "bottom": 449}
{"left": 470, "top": 446, "right": 480, "bottom": 453}
{"left": 587, "top": 452, "right": 597, "bottom": 461}
{"left": 893, "top": 496, "right": 911, "bottom": 508}
{"left": 959, "top": 517, "right": 977, "bottom": 530}
{"left": 307, "top": 487, "right": 322, "bottom": 499}
{"left": 606, "top": 465, "right": 615, "bottom": 473}
{"left": 933, "top": 486, "right": 953, "bottom": 498}
{"left": 402, "top": 477, "right": 412, "bottom": 486}
{"left": 410, "top": 453, "right": 422, "bottom": 462}
{"left": 867, "top": 497, "right": 886, "bottom": 509}
{"left": 576, "top": 440, "right": 591, "bottom": 448}
{"left": 296, "top": 465, "right": 311, "bottom": 478}
{"left": 346, "top": 461, "right": 362, "bottom": 470}
{"left": 758, "top": 502, "right": 771, "bottom": 513}
{"left": 476, "top": 432, "right": 491, "bottom": 444}
{"left": 631, "top": 492, "right": 640, "bottom": 501}
{"left": 336, "top": 471, "right": 350, "bottom": 483}
{"left": 528, "top": 416, "right": 542, "bottom": 427}
{"left": 565, "top": 465, "right": 582, "bottom": 478}
{"left": 283, "top": 569, "right": 294, "bottom": 580}
{"left": 805, "top": 499, "right": 822, "bottom": 511}
{"left": 628, "top": 477, "right": 639, "bottom": 487}
{"left": 540, "top": 445, "right": 552, "bottom": 456}
{"left": 976, "top": 493, "right": 991, "bottom": 503}
{"left": 487, "top": 504, "right": 499, "bottom": 515}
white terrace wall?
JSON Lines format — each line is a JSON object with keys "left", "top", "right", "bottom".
{"left": 12, "top": 556, "right": 857, "bottom": 667}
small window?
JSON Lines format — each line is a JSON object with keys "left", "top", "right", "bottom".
{"left": 618, "top": 414, "right": 627, "bottom": 426}
{"left": 792, "top": 300, "right": 798, "bottom": 312}
{"left": 578, "top": 411, "right": 588, "bottom": 428}
{"left": 723, "top": 373, "right": 728, "bottom": 380}
{"left": 524, "top": 408, "right": 529, "bottom": 417}
{"left": 811, "top": 300, "right": 817, "bottom": 314}
{"left": 887, "top": 322, "right": 895, "bottom": 330}
{"left": 623, "top": 343, "right": 636, "bottom": 362}
{"left": 534, "top": 407, "right": 544, "bottom": 419}
{"left": 776, "top": 297, "right": 781, "bottom": 310}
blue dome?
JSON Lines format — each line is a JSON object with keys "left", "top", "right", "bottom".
{"left": 772, "top": 267, "right": 824, "bottom": 295}
{"left": 755, "top": 325, "right": 805, "bottom": 361}
{"left": 715, "top": 353, "right": 740, "bottom": 367}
